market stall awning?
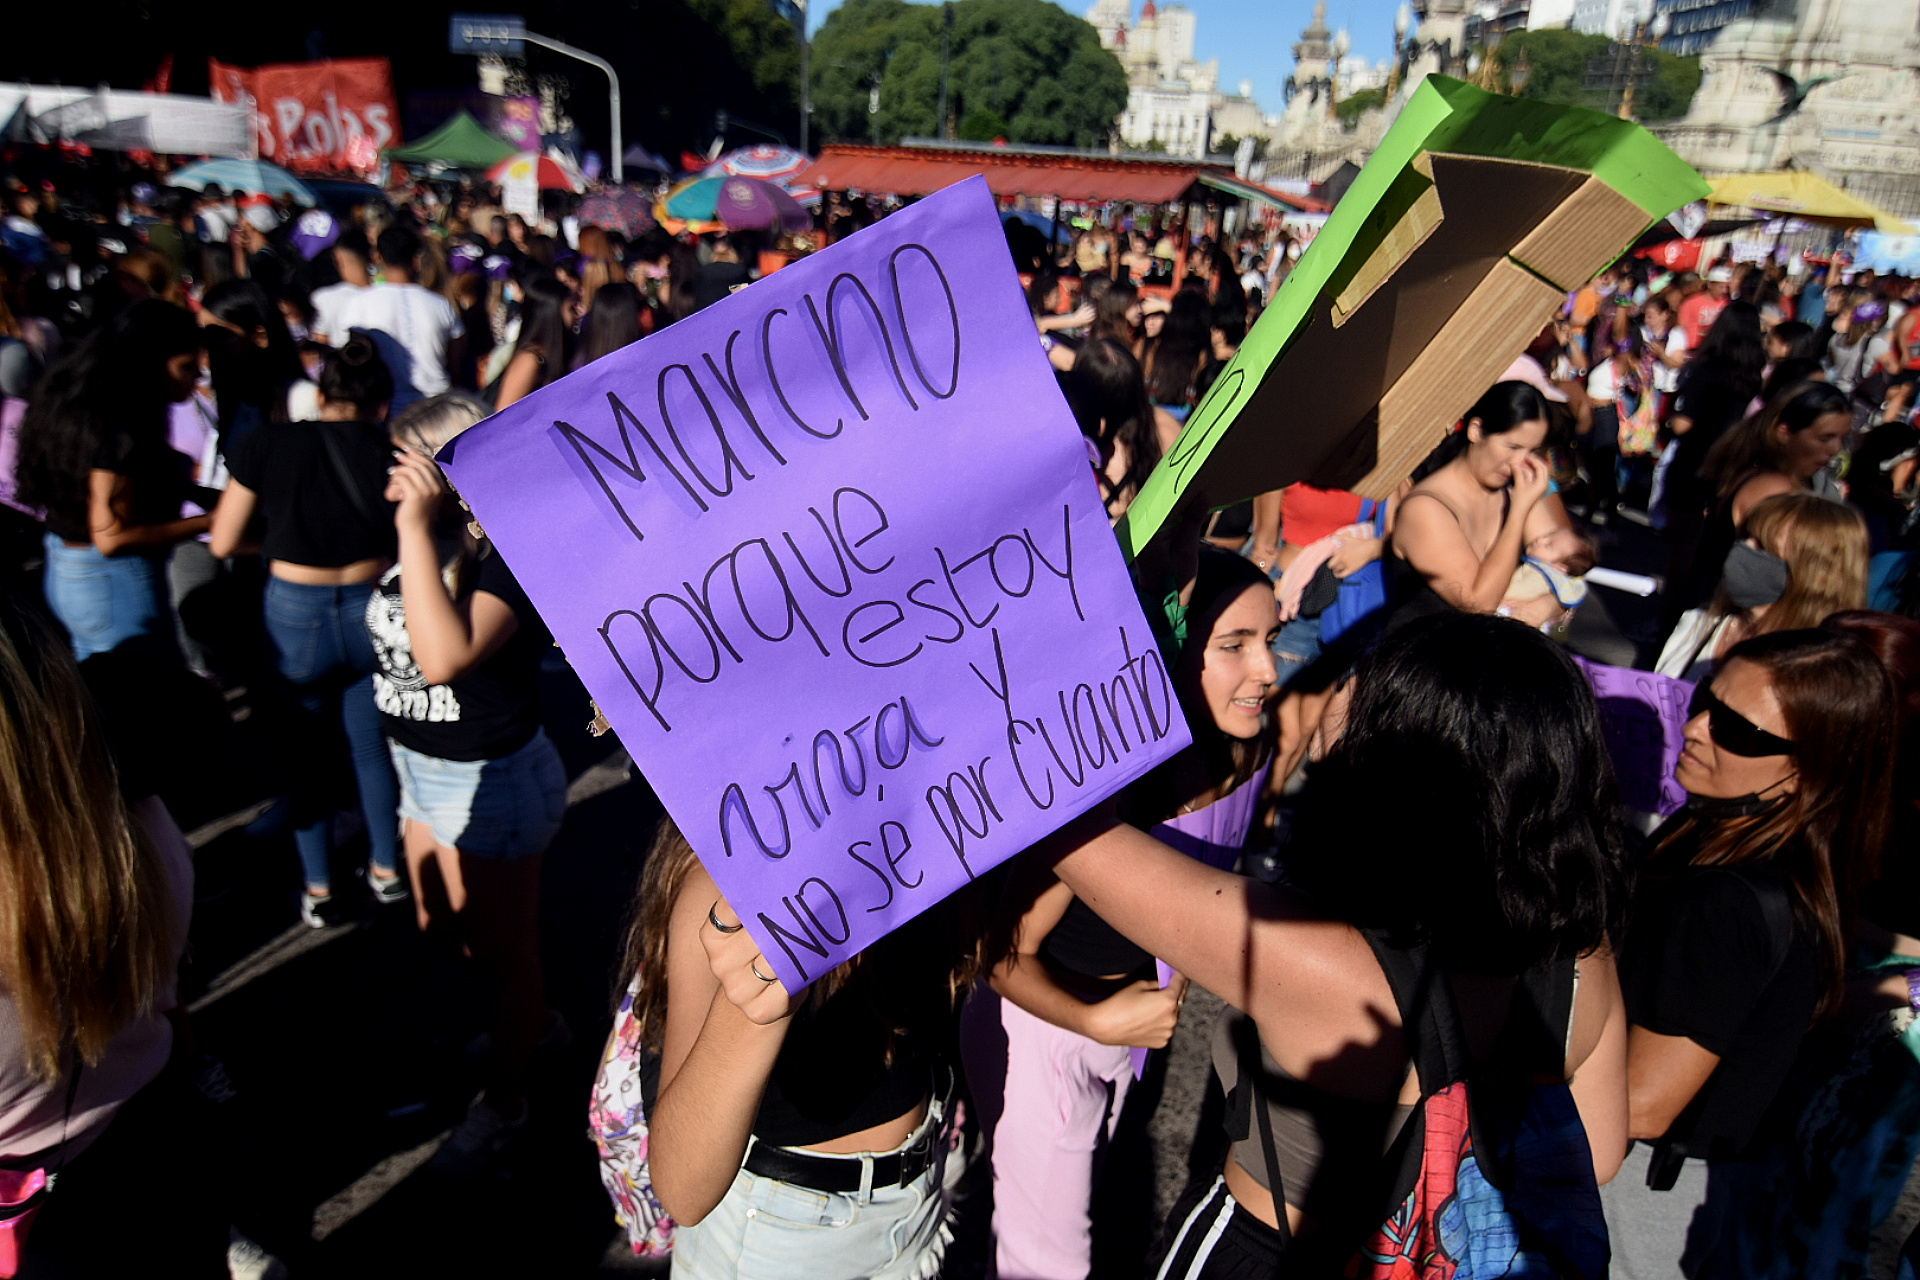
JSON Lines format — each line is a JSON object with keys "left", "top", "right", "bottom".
{"left": 1195, "top": 172, "right": 1328, "bottom": 213}
{"left": 384, "top": 110, "right": 517, "bottom": 169}
{"left": 1707, "top": 170, "right": 1915, "bottom": 234}
{"left": 797, "top": 143, "right": 1223, "bottom": 205}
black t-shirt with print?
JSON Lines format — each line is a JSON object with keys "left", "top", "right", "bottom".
{"left": 367, "top": 550, "right": 550, "bottom": 761}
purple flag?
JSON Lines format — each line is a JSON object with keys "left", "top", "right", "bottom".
{"left": 439, "top": 177, "right": 1188, "bottom": 989}
{"left": 1574, "top": 657, "right": 1693, "bottom": 818}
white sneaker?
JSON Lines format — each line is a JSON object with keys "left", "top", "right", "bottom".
{"left": 427, "top": 1096, "right": 529, "bottom": 1180}
{"left": 227, "top": 1227, "right": 289, "bottom": 1280}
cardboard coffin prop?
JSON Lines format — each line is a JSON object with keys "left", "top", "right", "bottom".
{"left": 1118, "top": 76, "right": 1710, "bottom": 558}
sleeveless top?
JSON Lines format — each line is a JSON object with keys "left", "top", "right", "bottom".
{"left": 1212, "top": 956, "right": 1576, "bottom": 1219}
{"left": 1041, "top": 763, "right": 1273, "bottom": 978}
{"left": 1211, "top": 1008, "right": 1415, "bottom": 1216}
{"left": 1280, "top": 484, "right": 1364, "bottom": 548}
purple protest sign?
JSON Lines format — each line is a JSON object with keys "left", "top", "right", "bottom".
{"left": 1573, "top": 657, "right": 1693, "bottom": 817}
{"left": 439, "top": 177, "right": 1189, "bottom": 989}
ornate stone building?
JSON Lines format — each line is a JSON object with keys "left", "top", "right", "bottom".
{"left": 1092, "top": 0, "right": 1280, "bottom": 158}
{"left": 1656, "top": 0, "right": 1920, "bottom": 217}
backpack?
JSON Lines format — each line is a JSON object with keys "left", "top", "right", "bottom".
{"left": 1244, "top": 936, "right": 1609, "bottom": 1279}
{"left": 589, "top": 971, "right": 675, "bottom": 1257}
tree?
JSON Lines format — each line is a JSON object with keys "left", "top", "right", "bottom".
{"left": 809, "top": 0, "right": 1128, "bottom": 147}
{"left": 1214, "top": 133, "right": 1269, "bottom": 161}
{"left": 1334, "top": 87, "right": 1386, "bottom": 126}
{"left": 1491, "top": 28, "right": 1700, "bottom": 122}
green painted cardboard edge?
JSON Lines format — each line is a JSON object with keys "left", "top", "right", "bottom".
{"left": 1117, "top": 76, "right": 1710, "bottom": 560}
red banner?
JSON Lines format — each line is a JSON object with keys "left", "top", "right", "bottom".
{"left": 1636, "top": 238, "right": 1706, "bottom": 273}
{"left": 208, "top": 57, "right": 400, "bottom": 174}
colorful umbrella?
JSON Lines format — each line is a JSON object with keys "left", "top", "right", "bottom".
{"left": 661, "top": 175, "right": 811, "bottom": 233}
{"left": 166, "top": 158, "right": 317, "bottom": 205}
{"left": 486, "top": 152, "right": 583, "bottom": 192}
{"left": 578, "top": 186, "right": 657, "bottom": 237}
{"left": 704, "top": 144, "right": 812, "bottom": 184}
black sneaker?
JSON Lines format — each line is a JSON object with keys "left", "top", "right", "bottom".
{"left": 366, "top": 868, "right": 410, "bottom": 905}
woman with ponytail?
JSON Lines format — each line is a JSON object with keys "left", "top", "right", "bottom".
{"left": 210, "top": 332, "right": 404, "bottom": 925}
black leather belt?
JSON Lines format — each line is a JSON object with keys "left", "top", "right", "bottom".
{"left": 742, "top": 1128, "right": 942, "bottom": 1194}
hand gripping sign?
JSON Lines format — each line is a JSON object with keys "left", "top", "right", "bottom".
{"left": 439, "top": 177, "right": 1188, "bottom": 989}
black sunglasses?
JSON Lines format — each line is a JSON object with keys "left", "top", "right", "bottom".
{"left": 1689, "top": 684, "right": 1795, "bottom": 758}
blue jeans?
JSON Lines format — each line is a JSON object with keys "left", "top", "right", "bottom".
{"left": 262, "top": 577, "right": 399, "bottom": 888}
{"left": 389, "top": 730, "right": 566, "bottom": 860}
{"left": 42, "top": 535, "right": 173, "bottom": 661}
{"left": 1272, "top": 612, "right": 1323, "bottom": 691}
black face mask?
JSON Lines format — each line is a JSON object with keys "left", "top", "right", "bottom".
{"left": 1722, "top": 542, "right": 1790, "bottom": 610}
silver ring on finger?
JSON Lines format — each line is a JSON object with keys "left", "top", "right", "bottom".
{"left": 708, "top": 904, "right": 744, "bottom": 934}
{"left": 749, "top": 960, "right": 779, "bottom": 984}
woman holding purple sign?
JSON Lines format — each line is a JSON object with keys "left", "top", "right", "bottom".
{"left": 613, "top": 818, "right": 983, "bottom": 1280}
{"left": 957, "top": 547, "right": 1278, "bottom": 1280}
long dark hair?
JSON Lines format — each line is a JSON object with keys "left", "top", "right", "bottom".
{"left": 576, "top": 281, "right": 643, "bottom": 368}
{"left": 16, "top": 300, "right": 201, "bottom": 536}
{"left": 1285, "top": 613, "right": 1630, "bottom": 974}
{"left": 1090, "top": 278, "right": 1137, "bottom": 347}
{"left": 1142, "top": 284, "right": 1210, "bottom": 405}
{"left": 1655, "top": 628, "right": 1894, "bottom": 1015}
{"left": 1685, "top": 300, "right": 1766, "bottom": 401}
{"left": 1410, "top": 380, "right": 1552, "bottom": 483}
{"left": 1062, "top": 339, "right": 1160, "bottom": 511}
{"left": 511, "top": 275, "right": 573, "bottom": 379}
{"left": 1702, "top": 380, "right": 1850, "bottom": 498}
{"left": 200, "top": 279, "right": 304, "bottom": 433}
{"left": 1121, "top": 547, "right": 1277, "bottom": 827}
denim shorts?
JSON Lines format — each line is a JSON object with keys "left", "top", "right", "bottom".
{"left": 388, "top": 729, "right": 566, "bottom": 860}
{"left": 1272, "top": 612, "right": 1323, "bottom": 691}
{"left": 41, "top": 535, "right": 172, "bottom": 661}
{"left": 671, "top": 1099, "right": 958, "bottom": 1280}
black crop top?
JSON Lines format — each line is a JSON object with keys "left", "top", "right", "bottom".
{"left": 225, "top": 421, "right": 397, "bottom": 567}
{"left": 1040, "top": 896, "right": 1154, "bottom": 979}
{"left": 752, "top": 986, "right": 932, "bottom": 1148}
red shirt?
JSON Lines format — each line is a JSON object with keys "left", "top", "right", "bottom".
{"left": 1280, "top": 484, "right": 1365, "bottom": 546}
{"left": 1680, "top": 293, "right": 1727, "bottom": 350}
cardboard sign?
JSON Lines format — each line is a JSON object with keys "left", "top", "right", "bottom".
{"left": 439, "top": 177, "right": 1188, "bottom": 988}
{"left": 1575, "top": 658, "right": 1692, "bottom": 818}
{"left": 1117, "top": 77, "right": 1710, "bottom": 560}
{"left": 208, "top": 57, "right": 399, "bottom": 174}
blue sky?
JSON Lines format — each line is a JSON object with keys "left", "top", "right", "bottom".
{"left": 807, "top": 0, "right": 1401, "bottom": 113}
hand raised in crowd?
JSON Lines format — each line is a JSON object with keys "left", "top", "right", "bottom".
{"left": 386, "top": 446, "right": 448, "bottom": 533}
{"left": 700, "top": 899, "right": 796, "bottom": 1025}
{"left": 1083, "top": 974, "right": 1189, "bottom": 1049}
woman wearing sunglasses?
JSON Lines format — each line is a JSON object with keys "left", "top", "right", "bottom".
{"left": 1603, "top": 628, "right": 1896, "bottom": 1278}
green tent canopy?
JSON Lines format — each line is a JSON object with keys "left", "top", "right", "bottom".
{"left": 384, "top": 111, "right": 517, "bottom": 169}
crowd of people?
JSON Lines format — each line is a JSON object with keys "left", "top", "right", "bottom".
{"left": 0, "top": 146, "right": 1918, "bottom": 1280}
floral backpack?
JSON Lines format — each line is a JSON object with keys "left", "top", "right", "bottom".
{"left": 589, "top": 971, "right": 675, "bottom": 1257}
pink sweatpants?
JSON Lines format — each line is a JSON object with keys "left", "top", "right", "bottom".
{"left": 959, "top": 983, "right": 1135, "bottom": 1280}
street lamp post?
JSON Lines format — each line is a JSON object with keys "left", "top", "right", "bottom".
{"left": 1388, "top": 3, "right": 1413, "bottom": 97}
{"left": 518, "top": 30, "right": 624, "bottom": 184}
{"left": 798, "top": 0, "right": 811, "bottom": 154}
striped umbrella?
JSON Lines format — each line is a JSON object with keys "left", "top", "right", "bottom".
{"left": 660, "top": 175, "right": 811, "bottom": 233}
{"left": 704, "top": 144, "right": 811, "bottom": 184}
{"left": 166, "top": 158, "right": 317, "bottom": 205}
